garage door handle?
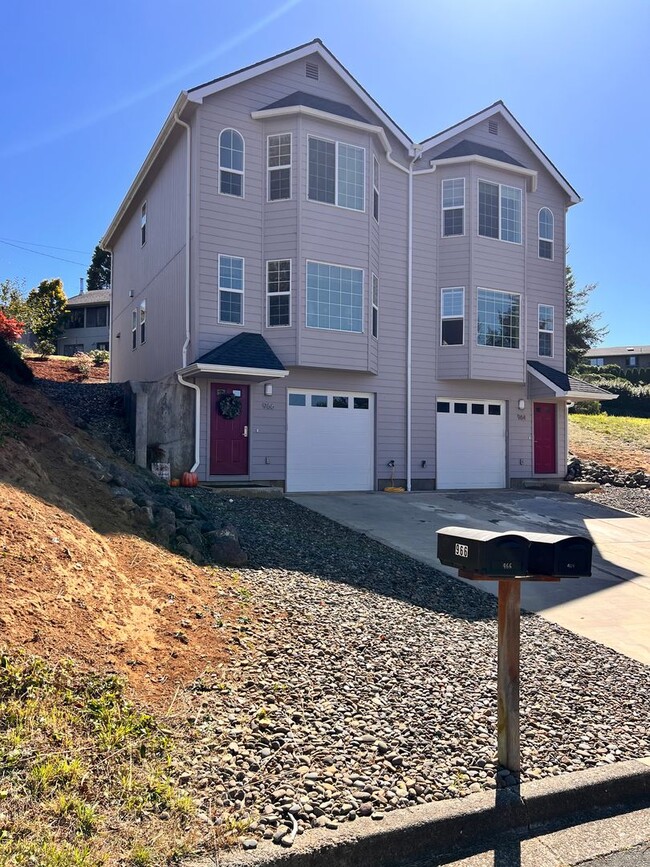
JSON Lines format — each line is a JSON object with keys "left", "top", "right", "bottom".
{"left": 243, "top": 425, "right": 248, "bottom": 438}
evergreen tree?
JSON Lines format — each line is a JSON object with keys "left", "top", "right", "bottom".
{"left": 25, "top": 278, "right": 68, "bottom": 344}
{"left": 565, "top": 264, "right": 608, "bottom": 373}
{"left": 86, "top": 244, "right": 111, "bottom": 292}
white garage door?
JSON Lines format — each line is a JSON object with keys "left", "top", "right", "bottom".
{"left": 436, "top": 398, "right": 506, "bottom": 489}
{"left": 286, "top": 390, "right": 374, "bottom": 492}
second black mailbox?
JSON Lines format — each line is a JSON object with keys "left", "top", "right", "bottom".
{"left": 437, "top": 526, "right": 529, "bottom": 577}
{"left": 525, "top": 531, "right": 594, "bottom": 578}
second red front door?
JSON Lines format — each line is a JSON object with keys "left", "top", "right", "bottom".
{"left": 533, "top": 402, "right": 557, "bottom": 474}
{"left": 210, "top": 383, "right": 249, "bottom": 475}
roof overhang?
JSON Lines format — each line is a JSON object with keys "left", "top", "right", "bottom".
{"left": 101, "top": 92, "right": 191, "bottom": 249}
{"left": 429, "top": 154, "right": 538, "bottom": 191}
{"left": 177, "top": 363, "right": 289, "bottom": 384}
{"left": 419, "top": 102, "right": 581, "bottom": 206}
{"left": 527, "top": 364, "right": 617, "bottom": 401}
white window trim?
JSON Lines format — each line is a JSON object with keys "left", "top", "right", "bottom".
{"left": 266, "top": 258, "right": 292, "bottom": 328}
{"left": 139, "top": 300, "right": 147, "bottom": 345}
{"left": 140, "top": 201, "right": 147, "bottom": 247}
{"left": 477, "top": 179, "right": 523, "bottom": 245}
{"left": 218, "top": 253, "right": 245, "bottom": 326}
{"left": 371, "top": 273, "right": 379, "bottom": 339}
{"left": 538, "top": 303, "right": 554, "bottom": 358}
{"left": 131, "top": 309, "right": 137, "bottom": 351}
{"left": 305, "top": 259, "right": 365, "bottom": 334}
{"left": 307, "top": 136, "right": 366, "bottom": 213}
{"left": 219, "top": 128, "right": 245, "bottom": 199}
{"left": 267, "top": 132, "right": 292, "bottom": 202}
{"left": 372, "top": 156, "right": 380, "bottom": 223}
{"left": 476, "top": 286, "right": 523, "bottom": 350}
{"left": 441, "top": 178, "right": 465, "bottom": 238}
{"left": 440, "top": 287, "right": 465, "bottom": 347}
{"left": 538, "top": 207, "right": 554, "bottom": 260}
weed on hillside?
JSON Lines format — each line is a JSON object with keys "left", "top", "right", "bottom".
{"left": 0, "top": 383, "right": 33, "bottom": 442}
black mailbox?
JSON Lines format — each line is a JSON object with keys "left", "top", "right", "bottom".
{"left": 525, "top": 531, "right": 593, "bottom": 578}
{"left": 437, "top": 526, "right": 530, "bottom": 577}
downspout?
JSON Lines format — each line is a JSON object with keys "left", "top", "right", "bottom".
{"left": 174, "top": 113, "right": 200, "bottom": 473}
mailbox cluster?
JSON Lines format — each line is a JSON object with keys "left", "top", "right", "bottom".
{"left": 437, "top": 526, "right": 594, "bottom": 578}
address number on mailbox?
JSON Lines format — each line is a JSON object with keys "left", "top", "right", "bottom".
{"left": 455, "top": 543, "right": 469, "bottom": 558}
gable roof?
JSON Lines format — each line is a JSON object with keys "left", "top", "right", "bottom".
{"left": 187, "top": 39, "right": 412, "bottom": 150}
{"left": 260, "top": 91, "right": 370, "bottom": 124}
{"left": 196, "top": 332, "right": 285, "bottom": 371}
{"left": 419, "top": 101, "right": 581, "bottom": 205}
{"left": 434, "top": 139, "right": 525, "bottom": 168}
{"left": 527, "top": 360, "right": 617, "bottom": 400}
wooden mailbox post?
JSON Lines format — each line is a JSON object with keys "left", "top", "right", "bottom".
{"left": 437, "top": 527, "right": 594, "bottom": 774}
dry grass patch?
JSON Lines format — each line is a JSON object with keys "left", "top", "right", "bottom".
{"left": 569, "top": 414, "right": 650, "bottom": 472}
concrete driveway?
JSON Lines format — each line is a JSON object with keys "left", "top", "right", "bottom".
{"left": 290, "top": 490, "right": 650, "bottom": 665}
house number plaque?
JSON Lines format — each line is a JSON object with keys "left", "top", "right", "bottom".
{"left": 262, "top": 402, "right": 275, "bottom": 410}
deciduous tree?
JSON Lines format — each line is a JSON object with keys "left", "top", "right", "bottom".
{"left": 25, "top": 278, "right": 67, "bottom": 344}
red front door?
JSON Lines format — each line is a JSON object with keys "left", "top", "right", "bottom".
{"left": 210, "top": 383, "right": 249, "bottom": 475}
{"left": 533, "top": 402, "right": 557, "bottom": 474}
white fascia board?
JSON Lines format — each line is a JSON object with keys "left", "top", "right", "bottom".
{"left": 178, "top": 363, "right": 289, "bottom": 379}
{"left": 429, "top": 154, "right": 538, "bottom": 191}
{"left": 419, "top": 103, "right": 581, "bottom": 206}
{"left": 190, "top": 42, "right": 412, "bottom": 151}
{"left": 101, "top": 92, "right": 189, "bottom": 249}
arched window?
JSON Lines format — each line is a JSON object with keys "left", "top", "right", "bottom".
{"left": 538, "top": 207, "right": 554, "bottom": 259}
{"left": 219, "top": 129, "right": 244, "bottom": 197}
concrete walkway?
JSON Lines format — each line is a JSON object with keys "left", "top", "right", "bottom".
{"left": 290, "top": 490, "right": 650, "bottom": 665}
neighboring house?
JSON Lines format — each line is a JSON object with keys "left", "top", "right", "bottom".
{"left": 101, "top": 39, "right": 614, "bottom": 491}
{"left": 584, "top": 346, "right": 650, "bottom": 369}
{"left": 57, "top": 289, "right": 111, "bottom": 356}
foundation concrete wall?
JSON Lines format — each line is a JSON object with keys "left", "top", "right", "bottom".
{"left": 128, "top": 375, "right": 195, "bottom": 478}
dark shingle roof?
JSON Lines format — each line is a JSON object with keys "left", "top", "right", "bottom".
{"left": 260, "top": 91, "right": 370, "bottom": 124}
{"left": 527, "top": 360, "right": 615, "bottom": 397}
{"left": 66, "top": 289, "right": 111, "bottom": 307}
{"left": 196, "top": 333, "right": 285, "bottom": 371}
{"left": 434, "top": 139, "right": 525, "bottom": 168}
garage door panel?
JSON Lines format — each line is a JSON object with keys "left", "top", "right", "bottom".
{"left": 287, "top": 391, "right": 374, "bottom": 492}
{"left": 436, "top": 399, "right": 506, "bottom": 489}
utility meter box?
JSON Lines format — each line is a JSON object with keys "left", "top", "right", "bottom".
{"left": 525, "top": 531, "right": 594, "bottom": 578}
{"left": 437, "top": 526, "right": 530, "bottom": 577}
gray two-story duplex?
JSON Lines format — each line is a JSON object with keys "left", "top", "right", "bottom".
{"left": 102, "top": 39, "right": 613, "bottom": 492}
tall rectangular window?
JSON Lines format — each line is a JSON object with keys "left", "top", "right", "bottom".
{"left": 218, "top": 255, "right": 244, "bottom": 325}
{"left": 538, "top": 304, "right": 554, "bottom": 357}
{"left": 268, "top": 133, "right": 291, "bottom": 200}
{"left": 267, "top": 260, "right": 291, "bottom": 327}
{"left": 442, "top": 178, "right": 465, "bottom": 236}
{"left": 67, "top": 309, "right": 85, "bottom": 329}
{"left": 440, "top": 287, "right": 464, "bottom": 345}
{"left": 140, "top": 300, "right": 146, "bottom": 345}
{"left": 140, "top": 202, "right": 147, "bottom": 246}
{"left": 371, "top": 273, "right": 379, "bottom": 338}
{"left": 131, "top": 310, "right": 137, "bottom": 350}
{"left": 308, "top": 138, "right": 365, "bottom": 211}
{"left": 477, "top": 288, "right": 520, "bottom": 349}
{"left": 85, "top": 306, "right": 108, "bottom": 328}
{"left": 306, "top": 262, "right": 363, "bottom": 332}
{"left": 478, "top": 181, "right": 522, "bottom": 243}
{"left": 373, "top": 156, "right": 380, "bottom": 222}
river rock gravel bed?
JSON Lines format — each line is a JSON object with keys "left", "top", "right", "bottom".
{"left": 577, "top": 486, "right": 650, "bottom": 518}
{"left": 175, "top": 492, "right": 650, "bottom": 846}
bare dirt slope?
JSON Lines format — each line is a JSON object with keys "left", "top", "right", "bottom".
{"left": 27, "top": 354, "right": 109, "bottom": 382}
{"left": 568, "top": 417, "right": 650, "bottom": 472}
{"left": 0, "top": 373, "right": 244, "bottom": 709}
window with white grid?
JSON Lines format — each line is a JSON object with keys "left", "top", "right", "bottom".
{"left": 267, "top": 260, "right": 291, "bottom": 327}
{"left": 219, "top": 129, "right": 244, "bottom": 197}
{"left": 268, "top": 134, "right": 291, "bottom": 201}
{"left": 538, "top": 208, "right": 554, "bottom": 259}
{"left": 218, "top": 255, "right": 244, "bottom": 324}
{"left": 442, "top": 178, "right": 465, "bottom": 236}
{"left": 441, "top": 287, "right": 464, "bottom": 345}
{"left": 538, "top": 304, "right": 554, "bottom": 357}
{"left": 477, "top": 288, "right": 520, "bottom": 349}
{"left": 306, "top": 262, "right": 363, "bottom": 332}
{"left": 478, "top": 180, "right": 522, "bottom": 243}
{"left": 308, "top": 137, "right": 365, "bottom": 211}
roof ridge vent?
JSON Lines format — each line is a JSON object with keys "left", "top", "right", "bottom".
{"left": 488, "top": 119, "right": 499, "bottom": 135}
{"left": 305, "top": 60, "right": 319, "bottom": 80}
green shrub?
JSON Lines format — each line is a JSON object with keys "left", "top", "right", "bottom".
{"left": 587, "top": 377, "right": 650, "bottom": 418}
{"left": 35, "top": 339, "right": 55, "bottom": 359}
{"left": 0, "top": 335, "right": 34, "bottom": 384}
{"left": 11, "top": 341, "right": 27, "bottom": 358}
{"left": 74, "top": 352, "right": 92, "bottom": 379}
{"left": 88, "top": 349, "right": 109, "bottom": 367}
{"left": 569, "top": 400, "right": 602, "bottom": 415}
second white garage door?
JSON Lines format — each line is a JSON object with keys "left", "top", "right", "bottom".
{"left": 436, "top": 398, "right": 506, "bottom": 489}
{"left": 286, "top": 390, "right": 374, "bottom": 492}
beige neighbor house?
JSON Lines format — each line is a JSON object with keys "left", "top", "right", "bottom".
{"left": 57, "top": 289, "right": 111, "bottom": 356}
{"left": 585, "top": 346, "right": 650, "bottom": 369}
{"left": 101, "top": 39, "right": 614, "bottom": 491}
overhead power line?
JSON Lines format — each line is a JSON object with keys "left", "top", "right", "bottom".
{"left": 0, "top": 239, "right": 86, "bottom": 267}
{"left": 0, "top": 237, "right": 91, "bottom": 255}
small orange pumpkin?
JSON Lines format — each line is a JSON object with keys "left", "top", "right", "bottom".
{"left": 170, "top": 478, "right": 180, "bottom": 487}
{"left": 181, "top": 471, "right": 199, "bottom": 488}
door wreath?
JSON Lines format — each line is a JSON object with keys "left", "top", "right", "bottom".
{"left": 218, "top": 393, "right": 242, "bottom": 420}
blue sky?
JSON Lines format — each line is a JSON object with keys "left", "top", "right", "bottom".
{"left": 1, "top": 0, "right": 648, "bottom": 346}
